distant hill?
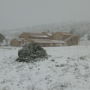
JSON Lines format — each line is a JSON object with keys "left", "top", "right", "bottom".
{"left": 0, "top": 22, "right": 90, "bottom": 39}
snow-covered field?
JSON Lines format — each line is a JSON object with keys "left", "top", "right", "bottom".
{"left": 0, "top": 46, "right": 90, "bottom": 90}
{"left": 79, "top": 40, "right": 90, "bottom": 46}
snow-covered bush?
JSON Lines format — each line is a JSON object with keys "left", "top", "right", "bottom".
{"left": 0, "top": 33, "right": 5, "bottom": 43}
{"left": 88, "top": 35, "right": 90, "bottom": 40}
{"left": 16, "top": 43, "right": 48, "bottom": 62}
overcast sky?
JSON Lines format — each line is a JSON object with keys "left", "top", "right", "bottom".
{"left": 0, "top": 0, "right": 90, "bottom": 30}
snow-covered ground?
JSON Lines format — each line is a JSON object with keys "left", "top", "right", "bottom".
{"left": 79, "top": 40, "right": 90, "bottom": 46}
{"left": 0, "top": 46, "right": 90, "bottom": 90}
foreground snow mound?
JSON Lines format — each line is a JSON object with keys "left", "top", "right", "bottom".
{"left": 0, "top": 46, "right": 90, "bottom": 90}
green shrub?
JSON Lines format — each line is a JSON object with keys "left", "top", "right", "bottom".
{"left": 0, "top": 33, "right": 5, "bottom": 42}
{"left": 16, "top": 43, "right": 48, "bottom": 62}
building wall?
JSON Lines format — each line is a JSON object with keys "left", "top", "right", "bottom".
{"left": 51, "top": 33, "right": 64, "bottom": 40}
{"left": 62, "top": 35, "right": 71, "bottom": 40}
{"left": 66, "top": 36, "right": 80, "bottom": 46}
{"left": 51, "top": 33, "right": 71, "bottom": 40}
{"left": 51, "top": 32, "right": 79, "bottom": 46}
{"left": 19, "top": 33, "right": 31, "bottom": 40}
{"left": 11, "top": 32, "right": 79, "bottom": 47}
{"left": 36, "top": 43, "right": 65, "bottom": 47}
{"left": 10, "top": 39, "right": 21, "bottom": 46}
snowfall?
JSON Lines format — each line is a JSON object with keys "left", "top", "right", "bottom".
{"left": 0, "top": 45, "right": 90, "bottom": 90}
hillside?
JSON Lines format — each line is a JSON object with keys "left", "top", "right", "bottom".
{"left": 0, "top": 46, "right": 90, "bottom": 90}
{"left": 0, "top": 22, "right": 90, "bottom": 39}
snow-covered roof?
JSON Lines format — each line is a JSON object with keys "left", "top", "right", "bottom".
{"left": 20, "top": 32, "right": 50, "bottom": 38}
{"left": 30, "top": 35, "right": 48, "bottom": 38}
{"left": 64, "top": 35, "right": 79, "bottom": 41}
{"left": 31, "top": 39, "right": 65, "bottom": 44}
{"left": 45, "top": 32, "right": 53, "bottom": 36}
{"left": 54, "top": 32, "right": 72, "bottom": 35}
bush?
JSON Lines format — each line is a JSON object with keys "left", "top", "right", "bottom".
{"left": 88, "top": 35, "right": 90, "bottom": 40}
{"left": 16, "top": 43, "right": 48, "bottom": 62}
{"left": 0, "top": 33, "right": 5, "bottom": 43}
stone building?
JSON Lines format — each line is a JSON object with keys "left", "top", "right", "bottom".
{"left": 64, "top": 35, "right": 80, "bottom": 46}
{"left": 10, "top": 39, "right": 25, "bottom": 47}
{"left": 10, "top": 32, "right": 80, "bottom": 47}
{"left": 50, "top": 32, "right": 79, "bottom": 45}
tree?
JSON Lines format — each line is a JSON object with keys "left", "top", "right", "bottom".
{"left": 0, "top": 33, "right": 5, "bottom": 43}
{"left": 16, "top": 43, "right": 48, "bottom": 62}
{"left": 69, "top": 28, "right": 75, "bottom": 34}
{"left": 88, "top": 34, "right": 90, "bottom": 40}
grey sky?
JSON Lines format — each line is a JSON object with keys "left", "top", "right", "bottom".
{"left": 0, "top": 0, "right": 90, "bottom": 30}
